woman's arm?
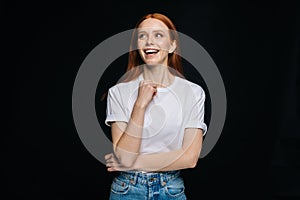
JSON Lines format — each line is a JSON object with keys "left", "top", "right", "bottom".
{"left": 106, "top": 128, "right": 203, "bottom": 172}
{"left": 110, "top": 81, "right": 157, "bottom": 168}
{"left": 134, "top": 128, "right": 203, "bottom": 171}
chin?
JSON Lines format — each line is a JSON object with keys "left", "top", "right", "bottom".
{"left": 143, "top": 59, "right": 166, "bottom": 66}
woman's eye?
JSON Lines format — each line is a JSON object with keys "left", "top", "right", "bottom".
{"left": 155, "top": 33, "right": 163, "bottom": 38}
{"left": 138, "top": 34, "right": 146, "bottom": 39}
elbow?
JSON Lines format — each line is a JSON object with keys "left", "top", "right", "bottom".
{"left": 189, "top": 158, "right": 198, "bottom": 169}
{"left": 186, "top": 154, "right": 199, "bottom": 169}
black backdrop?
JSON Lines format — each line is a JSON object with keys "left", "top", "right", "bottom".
{"left": 6, "top": 1, "right": 299, "bottom": 199}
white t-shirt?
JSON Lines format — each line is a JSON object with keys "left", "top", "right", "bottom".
{"left": 105, "top": 74, "right": 207, "bottom": 154}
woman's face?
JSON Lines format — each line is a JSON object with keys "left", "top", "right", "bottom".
{"left": 137, "top": 18, "right": 176, "bottom": 66}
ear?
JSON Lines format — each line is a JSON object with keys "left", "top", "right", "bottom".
{"left": 168, "top": 40, "right": 177, "bottom": 53}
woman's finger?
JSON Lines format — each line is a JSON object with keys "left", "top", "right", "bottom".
{"left": 104, "top": 153, "right": 113, "bottom": 161}
{"left": 107, "top": 167, "right": 117, "bottom": 172}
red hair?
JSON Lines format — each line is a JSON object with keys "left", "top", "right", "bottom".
{"left": 120, "top": 13, "right": 183, "bottom": 82}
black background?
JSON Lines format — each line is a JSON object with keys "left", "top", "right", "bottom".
{"left": 6, "top": 1, "right": 299, "bottom": 199}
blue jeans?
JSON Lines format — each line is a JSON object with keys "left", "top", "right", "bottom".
{"left": 109, "top": 170, "right": 186, "bottom": 200}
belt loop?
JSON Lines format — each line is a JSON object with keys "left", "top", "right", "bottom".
{"left": 129, "top": 171, "right": 138, "bottom": 185}
{"left": 160, "top": 173, "right": 166, "bottom": 187}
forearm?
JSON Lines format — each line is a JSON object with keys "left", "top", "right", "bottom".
{"left": 132, "top": 129, "right": 203, "bottom": 171}
{"left": 132, "top": 149, "right": 198, "bottom": 172}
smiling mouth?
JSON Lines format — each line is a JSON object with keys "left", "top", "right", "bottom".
{"left": 144, "top": 48, "right": 159, "bottom": 55}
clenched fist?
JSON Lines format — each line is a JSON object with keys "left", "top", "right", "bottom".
{"left": 135, "top": 80, "right": 157, "bottom": 109}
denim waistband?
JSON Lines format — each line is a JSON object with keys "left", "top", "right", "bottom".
{"left": 118, "top": 170, "right": 180, "bottom": 186}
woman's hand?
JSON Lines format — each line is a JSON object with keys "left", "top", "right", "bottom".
{"left": 135, "top": 80, "right": 157, "bottom": 108}
{"left": 105, "top": 153, "right": 133, "bottom": 172}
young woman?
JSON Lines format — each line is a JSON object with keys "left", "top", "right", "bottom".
{"left": 104, "top": 13, "right": 207, "bottom": 200}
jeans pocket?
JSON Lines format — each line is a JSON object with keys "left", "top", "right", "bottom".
{"left": 111, "top": 177, "right": 130, "bottom": 195}
{"left": 164, "top": 176, "right": 185, "bottom": 197}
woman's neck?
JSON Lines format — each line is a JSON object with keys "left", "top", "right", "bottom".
{"left": 142, "top": 64, "right": 174, "bottom": 88}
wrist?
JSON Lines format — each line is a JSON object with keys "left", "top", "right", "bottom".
{"left": 134, "top": 101, "right": 147, "bottom": 110}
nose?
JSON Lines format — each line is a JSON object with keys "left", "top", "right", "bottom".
{"left": 146, "top": 34, "right": 154, "bottom": 45}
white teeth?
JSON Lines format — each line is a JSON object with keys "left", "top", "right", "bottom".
{"left": 145, "top": 49, "right": 159, "bottom": 53}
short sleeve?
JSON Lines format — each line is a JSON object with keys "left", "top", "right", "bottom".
{"left": 185, "top": 86, "right": 207, "bottom": 136}
{"left": 105, "top": 87, "right": 128, "bottom": 126}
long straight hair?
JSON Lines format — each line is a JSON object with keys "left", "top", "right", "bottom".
{"left": 120, "top": 13, "right": 183, "bottom": 82}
